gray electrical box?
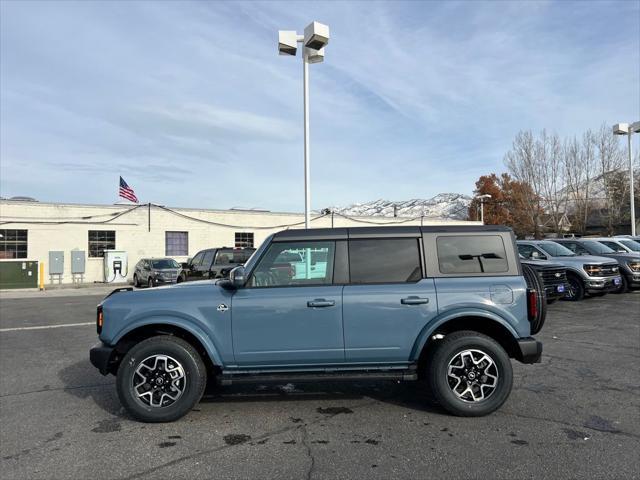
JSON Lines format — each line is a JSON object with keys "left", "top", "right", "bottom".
{"left": 71, "top": 251, "right": 86, "bottom": 274}
{"left": 49, "top": 251, "right": 64, "bottom": 275}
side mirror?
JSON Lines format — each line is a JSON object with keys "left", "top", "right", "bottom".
{"left": 229, "top": 266, "right": 246, "bottom": 288}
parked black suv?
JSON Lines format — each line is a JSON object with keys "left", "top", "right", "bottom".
{"left": 178, "top": 247, "right": 255, "bottom": 282}
{"left": 519, "top": 257, "right": 568, "bottom": 303}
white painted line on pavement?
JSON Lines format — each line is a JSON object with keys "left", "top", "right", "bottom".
{"left": 0, "top": 322, "right": 94, "bottom": 332}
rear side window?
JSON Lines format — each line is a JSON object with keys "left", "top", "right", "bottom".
{"left": 349, "top": 238, "right": 422, "bottom": 284}
{"left": 437, "top": 235, "right": 508, "bottom": 274}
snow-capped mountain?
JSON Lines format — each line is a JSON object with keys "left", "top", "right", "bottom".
{"left": 327, "top": 193, "right": 473, "bottom": 220}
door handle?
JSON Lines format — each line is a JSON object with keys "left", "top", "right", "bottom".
{"left": 401, "top": 296, "right": 429, "bottom": 305}
{"left": 307, "top": 299, "right": 335, "bottom": 308}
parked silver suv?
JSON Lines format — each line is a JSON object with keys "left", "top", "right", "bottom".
{"left": 516, "top": 240, "right": 621, "bottom": 301}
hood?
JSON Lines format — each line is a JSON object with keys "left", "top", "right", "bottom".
{"left": 598, "top": 252, "right": 640, "bottom": 262}
{"left": 548, "top": 254, "right": 618, "bottom": 266}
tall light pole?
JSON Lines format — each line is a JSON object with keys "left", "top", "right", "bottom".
{"left": 476, "top": 194, "right": 492, "bottom": 224}
{"left": 613, "top": 122, "right": 640, "bottom": 236}
{"left": 278, "top": 22, "right": 330, "bottom": 229}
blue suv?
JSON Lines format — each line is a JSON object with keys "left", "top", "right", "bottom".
{"left": 90, "top": 226, "right": 543, "bottom": 422}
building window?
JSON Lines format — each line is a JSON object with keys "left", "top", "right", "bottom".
{"left": 349, "top": 238, "right": 422, "bottom": 284}
{"left": 88, "top": 230, "right": 116, "bottom": 258}
{"left": 166, "top": 231, "right": 188, "bottom": 256}
{"left": 235, "top": 232, "right": 254, "bottom": 248}
{"left": 0, "top": 229, "right": 28, "bottom": 259}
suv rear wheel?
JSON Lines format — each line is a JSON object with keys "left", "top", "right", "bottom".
{"left": 116, "top": 336, "right": 207, "bottom": 422}
{"left": 426, "top": 331, "right": 513, "bottom": 417}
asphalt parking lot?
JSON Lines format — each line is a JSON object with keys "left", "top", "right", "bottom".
{"left": 1, "top": 290, "right": 639, "bottom": 479}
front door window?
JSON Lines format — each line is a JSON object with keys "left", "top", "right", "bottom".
{"left": 248, "top": 241, "right": 335, "bottom": 287}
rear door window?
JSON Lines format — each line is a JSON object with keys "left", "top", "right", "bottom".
{"left": 349, "top": 238, "right": 422, "bottom": 284}
{"left": 437, "top": 235, "right": 508, "bottom": 274}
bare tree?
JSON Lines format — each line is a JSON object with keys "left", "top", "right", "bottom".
{"left": 504, "top": 131, "right": 544, "bottom": 238}
{"left": 538, "top": 130, "right": 566, "bottom": 233}
{"left": 594, "top": 124, "right": 625, "bottom": 234}
{"left": 564, "top": 131, "right": 597, "bottom": 234}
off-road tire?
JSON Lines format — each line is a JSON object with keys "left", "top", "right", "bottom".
{"left": 116, "top": 336, "right": 207, "bottom": 423}
{"left": 426, "top": 331, "right": 513, "bottom": 417}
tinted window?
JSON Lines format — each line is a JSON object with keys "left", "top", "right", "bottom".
{"left": 152, "top": 259, "right": 180, "bottom": 269}
{"left": 215, "top": 249, "right": 255, "bottom": 265}
{"left": 620, "top": 239, "right": 640, "bottom": 251}
{"left": 581, "top": 240, "right": 614, "bottom": 254}
{"left": 538, "top": 242, "right": 575, "bottom": 257}
{"left": 249, "top": 241, "right": 335, "bottom": 287}
{"left": 517, "top": 244, "right": 539, "bottom": 259}
{"left": 201, "top": 250, "right": 215, "bottom": 268}
{"left": 190, "top": 251, "right": 205, "bottom": 266}
{"left": 349, "top": 238, "right": 422, "bottom": 284}
{"left": 437, "top": 235, "right": 508, "bottom": 274}
{"left": 558, "top": 242, "right": 588, "bottom": 255}
{"left": 599, "top": 241, "right": 626, "bottom": 253}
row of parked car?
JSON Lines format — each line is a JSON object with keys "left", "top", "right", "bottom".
{"left": 518, "top": 236, "right": 640, "bottom": 302}
{"left": 132, "top": 247, "right": 255, "bottom": 288}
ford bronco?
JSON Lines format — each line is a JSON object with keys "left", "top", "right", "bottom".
{"left": 90, "top": 226, "right": 544, "bottom": 422}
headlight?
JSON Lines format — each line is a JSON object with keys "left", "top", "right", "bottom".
{"left": 583, "top": 265, "right": 603, "bottom": 276}
{"left": 627, "top": 261, "right": 640, "bottom": 272}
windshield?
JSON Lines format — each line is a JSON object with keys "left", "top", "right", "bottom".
{"left": 620, "top": 239, "right": 640, "bottom": 252}
{"left": 243, "top": 235, "right": 272, "bottom": 274}
{"left": 538, "top": 242, "right": 576, "bottom": 257}
{"left": 152, "top": 259, "right": 180, "bottom": 269}
{"left": 581, "top": 240, "right": 614, "bottom": 254}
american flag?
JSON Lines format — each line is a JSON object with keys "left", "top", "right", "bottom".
{"left": 119, "top": 176, "right": 139, "bottom": 203}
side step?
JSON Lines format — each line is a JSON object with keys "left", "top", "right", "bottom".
{"left": 218, "top": 368, "right": 418, "bottom": 386}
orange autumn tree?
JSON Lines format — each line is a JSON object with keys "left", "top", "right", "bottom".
{"left": 468, "top": 173, "right": 542, "bottom": 238}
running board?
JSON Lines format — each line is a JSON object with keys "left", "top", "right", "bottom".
{"left": 218, "top": 369, "right": 418, "bottom": 386}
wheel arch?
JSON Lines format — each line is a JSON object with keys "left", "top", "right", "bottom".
{"left": 111, "top": 321, "right": 222, "bottom": 376}
{"left": 412, "top": 313, "right": 522, "bottom": 372}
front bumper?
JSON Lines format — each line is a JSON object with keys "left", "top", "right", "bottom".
{"left": 90, "top": 342, "right": 116, "bottom": 375}
{"left": 584, "top": 275, "right": 621, "bottom": 293}
{"left": 545, "top": 283, "right": 567, "bottom": 300}
{"left": 516, "top": 337, "right": 543, "bottom": 364}
{"left": 625, "top": 272, "right": 640, "bottom": 288}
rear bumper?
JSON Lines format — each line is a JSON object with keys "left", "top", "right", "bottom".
{"left": 516, "top": 337, "right": 543, "bottom": 364}
{"left": 89, "top": 342, "right": 116, "bottom": 375}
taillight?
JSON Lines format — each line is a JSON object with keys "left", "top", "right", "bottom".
{"left": 527, "top": 288, "right": 537, "bottom": 322}
{"left": 97, "top": 306, "right": 104, "bottom": 334}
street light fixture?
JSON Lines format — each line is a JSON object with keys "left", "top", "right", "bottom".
{"left": 278, "top": 21, "right": 330, "bottom": 229}
{"left": 613, "top": 121, "right": 639, "bottom": 236}
{"left": 476, "top": 194, "right": 492, "bottom": 224}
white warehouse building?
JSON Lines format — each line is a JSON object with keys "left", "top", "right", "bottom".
{"left": 0, "top": 199, "right": 480, "bottom": 288}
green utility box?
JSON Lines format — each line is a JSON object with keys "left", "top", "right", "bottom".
{"left": 0, "top": 261, "right": 39, "bottom": 289}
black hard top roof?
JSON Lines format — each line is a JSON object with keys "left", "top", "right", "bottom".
{"left": 272, "top": 225, "right": 512, "bottom": 242}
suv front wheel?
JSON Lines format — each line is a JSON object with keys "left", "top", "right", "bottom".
{"left": 426, "top": 331, "right": 513, "bottom": 417}
{"left": 116, "top": 336, "right": 207, "bottom": 422}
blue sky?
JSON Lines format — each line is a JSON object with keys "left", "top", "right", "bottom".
{"left": 1, "top": 0, "right": 638, "bottom": 212}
